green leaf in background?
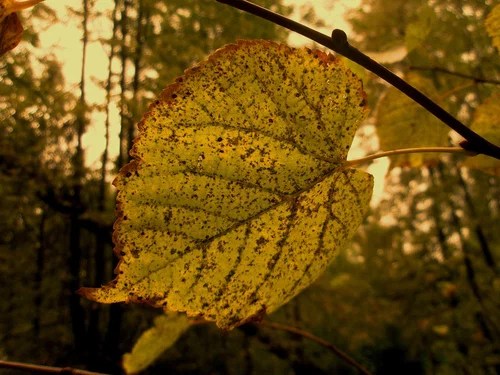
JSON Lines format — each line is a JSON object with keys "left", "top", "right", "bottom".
{"left": 123, "top": 312, "right": 191, "bottom": 374}
{"left": 375, "top": 73, "right": 449, "bottom": 169}
{"left": 464, "top": 92, "right": 500, "bottom": 175}
{"left": 80, "top": 40, "right": 373, "bottom": 330}
{"left": 485, "top": 4, "right": 500, "bottom": 51}
{"left": 404, "top": 5, "right": 435, "bottom": 52}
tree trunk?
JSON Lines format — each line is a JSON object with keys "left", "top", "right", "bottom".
{"left": 117, "top": 0, "right": 130, "bottom": 171}
{"left": 68, "top": 0, "right": 90, "bottom": 352}
{"left": 33, "top": 210, "right": 46, "bottom": 339}
{"left": 105, "top": 0, "right": 129, "bottom": 357}
{"left": 455, "top": 166, "right": 496, "bottom": 270}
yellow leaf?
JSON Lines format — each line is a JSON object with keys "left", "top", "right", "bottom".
{"left": 80, "top": 40, "right": 373, "bottom": 329}
{"left": 486, "top": 4, "right": 500, "bottom": 52}
{"left": 464, "top": 92, "right": 500, "bottom": 175}
{"left": 432, "top": 324, "right": 449, "bottom": 336}
{"left": 123, "top": 312, "right": 191, "bottom": 375}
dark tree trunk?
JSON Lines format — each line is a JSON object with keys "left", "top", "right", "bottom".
{"left": 455, "top": 167, "right": 496, "bottom": 270}
{"left": 33, "top": 211, "right": 46, "bottom": 338}
{"left": 117, "top": 0, "right": 130, "bottom": 171}
{"left": 68, "top": 0, "right": 90, "bottom": 352}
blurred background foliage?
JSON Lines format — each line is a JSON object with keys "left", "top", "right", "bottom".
{"left": 0, "top": 0, "right": 499, "bottom": 374}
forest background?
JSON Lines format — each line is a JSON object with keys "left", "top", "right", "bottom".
{"left": 0, "top": 0, "right": 499, "bottom": 374}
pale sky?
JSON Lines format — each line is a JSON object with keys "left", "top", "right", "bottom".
{"left": 28, "top": 0, "right": 388, "bottom": 204}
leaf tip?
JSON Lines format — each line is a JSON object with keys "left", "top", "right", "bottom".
{"left": 77, "top": 287, "right": 99, "bottom": 300}
{"left": 78, "top": 284, "right": 127, "bottom": 303}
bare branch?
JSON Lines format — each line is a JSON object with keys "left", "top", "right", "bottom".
{"left": 259, "top": 321, "right": 373, "bottom": 375}
{"left": 0, "top": 360, "right": 108, "bottom": 375}
{"left": 409, "top": 65, "right": 500, "bottom": 85}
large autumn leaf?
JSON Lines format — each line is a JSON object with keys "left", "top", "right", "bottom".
{"left": 80, "top": 40, "right": 373, "bottom": 329}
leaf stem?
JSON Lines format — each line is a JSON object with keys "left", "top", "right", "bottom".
{"left": 0, "top": 360, "right": 108, "bottom": 375}
{"left": 259, "top": 320, "right": 373, "bottom": 375}
{"left": 344, "top": 146, "right": 468, "bottom": 167}
{"left": 215, "top": 0, "right": 500, "bottom": 160}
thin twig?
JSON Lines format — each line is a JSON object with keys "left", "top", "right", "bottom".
{"left": 409, "top": 66, "right": 500, "bottom": 85}
{"left": 344, "top": 146, "right": 469, "bottom": 167}
{"left": 215, "top": 0, "right": 500, "bottom": 160}
{"left": 259, "top": 320, "right": 373, "bottom": 375}
{"left": 0, "top": 360, "right": 109, "bottom": 375}
{"left": 437, "top": 82, "right": 474, "bottom": 101}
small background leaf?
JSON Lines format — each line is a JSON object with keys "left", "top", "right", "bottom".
{"left": 463, "top": 92, "right": 500, "bottom": 175}
{"left": 375, "top": 73, "right": 449, "bottom": 169}
{"left": 404, "top": 5, "right": 435, "bottom": 52}
{"left": 0, "top": 0, "right": 45, "bottom": 56}
{"left": 123, "top": 312, "right": 191, "bottom": 374}
{"left": 0, "top": 13, "right": 23, "bottom": 56}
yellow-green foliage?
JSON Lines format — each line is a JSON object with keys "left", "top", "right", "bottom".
{"left": 80, "top": 40, "right": 373, "bottom": 329}
{"left": 404, "top": 4, "right": 435, "bottom": 52}
{"left": 486, "top": 4, "right": 500, "bottom": 51}
{"left": 123, "top": 312, "right": 191, "bottom": 374}
{"left": 375, "top": 73, "right": 449, "bottom": 168}
{"left": 464, "top": 92, "right": 500, "bottom": 175}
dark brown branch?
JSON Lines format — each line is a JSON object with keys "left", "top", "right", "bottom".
{"left": 259, "top": 321, "right": 373, "bottom": 375}
{"left": 409, "top": 66, "right": 500, "bottom": 85}
{"left": 216, "top": 0, "right": 500, "bottom": 160}
{"left": 0, "top": 360, "right": 108, "bottom": 375}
